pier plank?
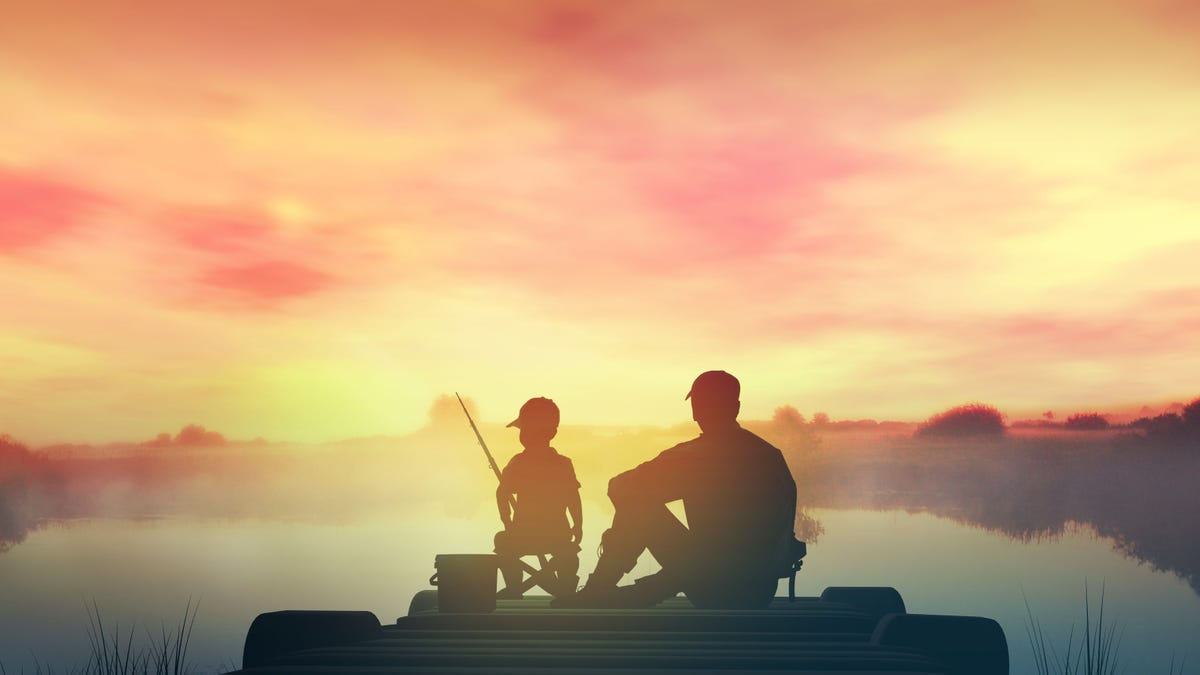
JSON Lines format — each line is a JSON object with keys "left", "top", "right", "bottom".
{"left": 232, "top": 589, "right": 1006, "bottom": 674}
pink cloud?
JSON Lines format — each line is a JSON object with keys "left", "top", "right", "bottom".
{"left": 174, "top": 210, "right": 278, "bottom": 255}
{"left": 632, "top": 135, "right": 875, "bottom": 258}
{"left": 163, "top": 206, "right": 370, "bottom": 307}
{"left": 0, "top": 168, "right": 104, "bottom": 252}
{"left": 524, "top": 5, "right": 710, "bottom": 90}
{"left": 504, "top": 20, "right": 951, "bottom": 269}
{"left": 199, "top": 260, "right": 331, "bottom": 303}
{"left": 929, "top": 293, "right": 1200, "bottom": 378}
{"left": 1136, "top": 0, "right": 1200, "bottom": 35}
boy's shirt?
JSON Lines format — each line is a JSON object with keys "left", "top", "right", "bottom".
{"left": 499, "top": 447, "right": 580, "bottom": 538}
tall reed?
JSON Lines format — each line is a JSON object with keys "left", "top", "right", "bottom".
{"left": 83, "top": 598, "right": 199, "bottom": 675}
{"left": 1024, "top": 581, "right": 1127, "bottom": 675}
{"left": 0, "top": 600, "right": 200, "bottom": 675}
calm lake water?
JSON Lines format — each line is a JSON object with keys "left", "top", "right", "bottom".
{"left": 2, "top": 507, "right": 1198, "bottom": 674}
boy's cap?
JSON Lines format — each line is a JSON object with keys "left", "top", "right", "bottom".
{"left": 507, "top": 397, "right": 560, "bottom": 429}
{"left": 685, "top": 370, "right": 740, "bottom": 401}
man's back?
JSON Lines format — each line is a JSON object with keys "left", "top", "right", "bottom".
{"left": 676, "top": 427, "right": 795, "bottom": 560}
{"left": 613, "top": 426, "right": 795, "bottom": 565}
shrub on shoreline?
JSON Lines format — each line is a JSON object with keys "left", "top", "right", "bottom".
{"left": 915, "top": 403, "right": 1006, "bottom": 439}
{"left": 1064, "top": 413, "right": 1109, "bottom": 431}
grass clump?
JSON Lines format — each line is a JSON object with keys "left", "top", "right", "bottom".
{"left": 0, "top": 600, "right": 200, "bottom": 675}
{"left": 1024, "top": 581, "right": 1121, "bottom": 674}
{"left": 1020, "top": 581, "right": 1184, "bottom": 675}
{"left": 83, "top": 598, "right": 199, "bottom": 675}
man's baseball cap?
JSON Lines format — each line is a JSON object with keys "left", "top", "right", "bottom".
{"left": 507, "top": 397, "right": 560, "bottom": 428}
{"left": 685, "top": 370, "right": 740, "bottom": 401}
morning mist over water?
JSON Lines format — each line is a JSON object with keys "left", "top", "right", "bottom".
{"left": 3, "top": 397, "right": 1199, "bottom": 672}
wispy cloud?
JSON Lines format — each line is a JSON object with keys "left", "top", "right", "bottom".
{"left": 199, "top": 260, "right": 332, "bottom": 304}
{"left": 0, "top": 168, "right": 106, "bottom": 252}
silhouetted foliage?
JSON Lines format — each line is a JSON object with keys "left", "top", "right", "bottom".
{"left": 1064, "top": 413, "right": 1109, "bottom": 431}
{"left": 142, "top": 432, "right": 173, "bottom": 448}
{"left": 827, "top": 419, "right": 879, "bottom": 430}
{"left": 429, "top": 394, "right": 478, "bottom": 430}
{"left": 0, "top": 433, "right": 31, "bottom": 462}
{"left": 1120, "top": 396, "right": 1200, "bottom": 444}
{"left": 772, "top": 405, "right": 806, "bottom": 427}
{"left": 914, "top": 403, "right": 1006, "bottom": 439}
{"left": 1183, "top": 397, "right": 1200, "bottom": 429}
{"left": 1129, "top": 413, "right": 1179, "bottom": 432}
{"left": 749, "top": 405, "right": 821, "bottom": 453}
{"left": 1011, "top": 419, "right": 1063, "bottom": 430}
{"left": 173, "top": 424, "right": 226, "bottom": 447}
{"left": 1126, "top": 410, "right": 1197, "bottom": 443}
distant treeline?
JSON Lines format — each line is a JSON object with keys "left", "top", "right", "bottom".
{"left": 913, "top": 398, "right": 1200, "bottom": 440}
{"left": 0, "top": 430, "right": 278, "bottom": 550}
{"left": 796, "top": 396, "right": 1200, "bottom": 595}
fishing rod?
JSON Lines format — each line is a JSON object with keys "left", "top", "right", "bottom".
{"left": 457, "top": 392, "right": 503, "bottom": 481}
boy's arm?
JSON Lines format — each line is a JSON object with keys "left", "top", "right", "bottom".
{"left": 568, "top": 488, "right": 583, "bottom": 544}
{"left": 497, "top": 483, "right": 514, "bottom": 529}
{"left": 562, "top": 458, "right": 583, "bottom": 543}
{"left": 497, "top": 459, "right": 517, "bottom": 529}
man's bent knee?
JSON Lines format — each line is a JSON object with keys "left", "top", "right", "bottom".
{"left": 494, "top": 530, "right": 513, "bottom": 555}
{"left": 607, "top": 471, "right": 639, "bottom": 507}
{"left": 554, "top": 552, "right": 580, "bottom": 575}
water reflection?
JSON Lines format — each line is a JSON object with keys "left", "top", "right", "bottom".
{"left": 792, "top": 434, "right": 1200, "bottom": 595}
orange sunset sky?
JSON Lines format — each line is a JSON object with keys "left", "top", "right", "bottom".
{"left": 1, "top": 0, "right": 1198, "bottom": 444}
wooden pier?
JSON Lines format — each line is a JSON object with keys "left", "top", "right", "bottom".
{"left": 232, "top": 587, "right": 1008, "bottom": 674}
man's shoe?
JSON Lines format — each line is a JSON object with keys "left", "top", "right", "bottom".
{"left": 550, "top": 582, "right": 666, "bottom": 609}
{"left": 554, "top": 574, "right": 580, "bottom": 598}
{"left": 550, "top": 584, "right": 626, "bottom": 609}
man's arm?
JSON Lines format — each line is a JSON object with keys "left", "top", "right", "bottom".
{"left": 773, "top": 446, "right": 798, "bottom": 534}
{"left": 608, "top": 444, "right": 690, "bottom": 508}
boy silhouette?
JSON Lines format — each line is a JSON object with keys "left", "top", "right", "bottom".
{"left": 494, "top": 397, "right": 583, "bottom": 597}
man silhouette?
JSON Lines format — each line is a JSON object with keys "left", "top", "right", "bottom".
{"left": 558, "top": 371, "right": 797, "bottom": 609}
